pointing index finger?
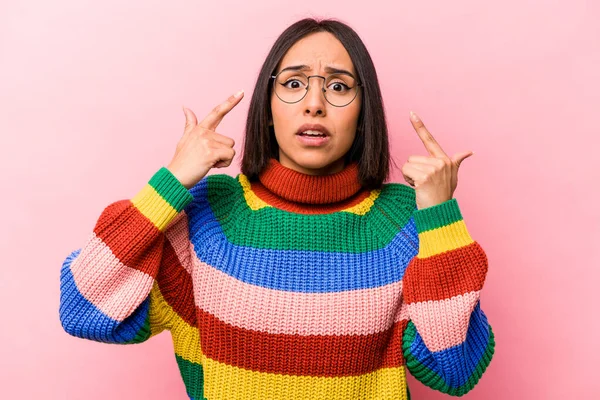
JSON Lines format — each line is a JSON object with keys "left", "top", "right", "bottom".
{"left": 410, "top": 111, "right": 448, "bottom": 158}
{"left": 200, "top": 90, "right": 245, "bottom": 130}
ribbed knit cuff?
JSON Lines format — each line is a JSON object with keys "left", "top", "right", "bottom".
{"left": 130, "top": 167, "right": 194, "bottom": 231}
{"left": 413, "top": 198, "right": 463, "bottom": 233}
{"left": 148, "top": 167, "right": 194, "bottom": 212}
{"left": 412, "top": 198, "right": 478, "bottom": 260}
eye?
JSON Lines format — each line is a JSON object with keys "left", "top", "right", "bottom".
{"left": 328, "top": 81, "right": 350, "bottom": 92}
{"left": 282, "top": 79, "right": 306, "bottom": 89}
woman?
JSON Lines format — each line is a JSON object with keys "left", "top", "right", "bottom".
{"left": 59, "top": 18, "right": 495, "bottom": 399}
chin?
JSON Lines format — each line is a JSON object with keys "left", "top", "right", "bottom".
{"left": 288, "top": 152, "right": 344, "bottom": 173}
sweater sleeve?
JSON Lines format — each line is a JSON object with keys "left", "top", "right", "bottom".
{"left": 59, "top": 167, "right": 196, "bottom": 344}
{"left": 401, "top": 198, "right": 495, "bottom": 396}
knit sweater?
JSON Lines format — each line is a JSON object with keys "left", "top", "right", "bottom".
{"left": 59, "top": 158, "right": 495, "bottom": 400}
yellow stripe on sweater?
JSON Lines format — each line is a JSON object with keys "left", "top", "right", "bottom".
{"left": 239, "top": 174, "right": 382, "bottom": 216}
{"left": 131, "top": 184, "right": 180, "bottom": 231}
{"left": 201, "top": 356, "right": 408, "bottom": 400}
{"left": 341, "top": 190, "right": 381, "bottom": 215}
{"left": 417, "top": 220, "right": 474, "bottom": 258}
{"left": 147, "top": 282, "right": 175, "bottom": 337}
{"left": 238, "top": 175, "right": 270, "bottom": 211}
{"left": 149, "top": 282, "right": 203, "bottom": 363}
{"left": 154, "top": 280, "right": 409, "bottom": 399}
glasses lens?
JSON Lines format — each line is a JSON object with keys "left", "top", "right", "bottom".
{"left": 273, "top": 70, "right": 309, "bottom": 103}
{"left": 324, "top": 73, "right": 358, "bottom": 107}
{"left": 273, "top": 71, "right": 359, "bottom": 106}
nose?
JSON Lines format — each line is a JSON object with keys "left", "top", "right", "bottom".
{"left": 303, "top": 76, "right": 326, "bottom": 116}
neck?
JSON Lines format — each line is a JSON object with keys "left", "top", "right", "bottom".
{"left": 277, "top": 154, "right": 346, "bottom": 176}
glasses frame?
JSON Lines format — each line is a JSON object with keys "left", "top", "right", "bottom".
{"left": 269, "top": 71, "right": 363, "bottom": 108}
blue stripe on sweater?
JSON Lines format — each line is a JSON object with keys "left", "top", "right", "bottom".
{"left": 59, "top": 249, "right": 149, "bottom": 343}
{"left": 407, "top": 301, "right": 491, "bottom": 388}
{"left": 186, "top": 183, "right": 420, "bottom": 292}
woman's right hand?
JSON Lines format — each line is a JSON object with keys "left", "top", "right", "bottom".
{"left": 167, "top": 90, "right": 245, "bottom": 189}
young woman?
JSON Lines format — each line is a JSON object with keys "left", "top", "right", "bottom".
{"left": 59, "top": 18, "right": 495, "bottom": 400}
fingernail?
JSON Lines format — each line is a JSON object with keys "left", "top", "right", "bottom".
{"left": 410, "top": 111, "right": 420, "bottom": 122}
{"left": 235, "top": 90, "right": 244, "bottom": 98}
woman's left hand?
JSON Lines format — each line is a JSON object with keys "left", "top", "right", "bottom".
{"left": 401, "top": 111, "right": 474, "bottom": 210}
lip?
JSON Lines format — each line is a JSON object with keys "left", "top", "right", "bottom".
{"left": 295, "top": 123, "right": 331, "bottom": 147}
{"left": 296, "top": 134, "right": 330, "bottom": 147}
{"left": 296, "top": 123, "right": 331, "bottom": 136}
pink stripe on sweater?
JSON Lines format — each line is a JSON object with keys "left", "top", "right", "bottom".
{"left": 192, "top": 256, "right": 405, "bottom": 336}
{"left": 406, "top": 291, "right": 480, "bottom": 352}
{"left": 396, "top": 299, "right": 410, "bottom": 323}
{"left": 164, "top": 211, "right": 194, "bottom": 275}
{"left": 70, "top": 233, "right": 154, "bottom": 322}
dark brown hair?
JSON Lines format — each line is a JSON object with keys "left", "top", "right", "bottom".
{"left": 240, "top": 17, "right": 391, "bottom": 189}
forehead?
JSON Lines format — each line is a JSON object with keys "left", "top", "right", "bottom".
{"left": 277, "top": 32, "right": 355, "bottom": 74}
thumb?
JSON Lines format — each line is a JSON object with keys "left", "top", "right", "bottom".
{"left": 182, "top": 106, "right": 198, "bottom": 132}
{"left": 452, "top": 151, "right": 474, "bottom": 167}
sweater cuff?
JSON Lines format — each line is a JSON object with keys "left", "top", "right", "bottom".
{"left": 413, "top": 198, "right": 462, "bottom": 233}
{"left": 130, "top": 167, "right": 194, "bottom": 231}
{"left": 412, "top": 198, "right": 474, "bottom": 259}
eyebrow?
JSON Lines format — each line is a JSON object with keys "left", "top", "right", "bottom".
{"left": 278, "top": 64, "right": 356, "bottom": 78}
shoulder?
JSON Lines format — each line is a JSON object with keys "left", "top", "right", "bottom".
{"left": 185, "top": 172, "right": 244, "bottom": 213}
{"left": 361, "top": 182, "right": 418, "bottom": 255}
{"left": 361, "top": 181, "right": 417, "bottom": 226}
{"left": 366, "top": 182, "right": 417, "bottom": 231}
{"left": 376, "top": 182, "right": 417, "bottom": 211}
{"left": 190, "top": 172, "right": 240, "bottom": 195}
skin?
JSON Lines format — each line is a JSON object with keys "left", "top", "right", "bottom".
{"left": 270, "top": 31, "right": 362, "bottom": 176}
{"left": 402, "top": 111, "right": 474, "bottom": 209}
{"left": 170, "top": 32, "right": 475, "bottom": 208}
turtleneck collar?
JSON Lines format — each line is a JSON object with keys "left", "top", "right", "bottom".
{"left": 257, "top": 158, "right": 363, "bottom": 205}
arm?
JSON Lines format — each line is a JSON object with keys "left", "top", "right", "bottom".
{"left": 59, "top": 167, "right": 196, "bottom": 344}
{"left": 401, "top": 198, "right": 495, "bottom": 396}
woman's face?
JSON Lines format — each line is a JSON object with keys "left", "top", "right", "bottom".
{"left": 270, "top": 31, "right": 362, "bottom": 175}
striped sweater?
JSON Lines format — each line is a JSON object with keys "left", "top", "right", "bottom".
{"left": 59, "top": 158, "right": 495, "bottom": 399}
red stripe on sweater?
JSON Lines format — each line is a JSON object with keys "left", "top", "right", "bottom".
{"left": 403, "top": 241, "right": 488, "bottom": 303}
{"left": 156, "top": 239, "right": 197, "bottom": 327}
{"left": 93, "top": 200, "right": 163, "bottom": 277}
{"left": 196, "top": 307, "right": 407, "bottom": 376}
{"left": 250, "top": 181, "right": 373, "bottom": 214}
{"left": 93, "top": 200, "right": 197, "bottom": 326}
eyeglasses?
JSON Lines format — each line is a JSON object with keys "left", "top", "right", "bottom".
{"left": 270, "top": 70, "right": 362, "bottom": 107}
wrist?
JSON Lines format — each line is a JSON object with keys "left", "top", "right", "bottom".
{"left": 166, "top": 164, "right": 194, "bottom": 189}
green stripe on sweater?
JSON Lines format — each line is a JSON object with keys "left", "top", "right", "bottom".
{"left": 402, "top": 320, "right": 495, "bottom": 396}
{"left": 413, "top": 198, "right": 463, "bottom": 233}
{"left": 206, "top": 176, "right": 417, "bottom": 252}
{"left": 175, "top": 354, "right": 205, "bottom": 400}
{"left": 149, "top": 167, "right": 194, "bottom": 212}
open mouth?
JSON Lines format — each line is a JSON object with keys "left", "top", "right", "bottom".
{"left": 298, "top": 130, "right": 328, "bottom": 138}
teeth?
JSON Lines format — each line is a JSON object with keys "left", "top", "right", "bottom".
{"left": 301, "top": 130, "right": 326, "bottom": 136}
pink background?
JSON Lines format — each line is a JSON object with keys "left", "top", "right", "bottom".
{"left": 1, "top": 0, "right": 598, "bottom": 398}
